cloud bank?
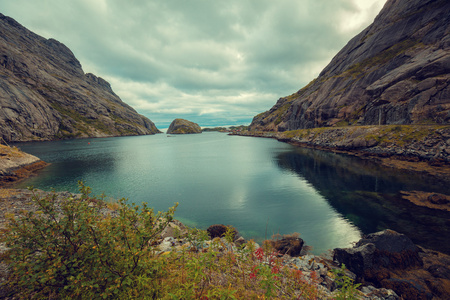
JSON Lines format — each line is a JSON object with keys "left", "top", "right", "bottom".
{"left": 0, "top": 0, "right": 386, "bottom": 129}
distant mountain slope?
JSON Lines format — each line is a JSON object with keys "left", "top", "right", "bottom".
{"left": 0, "top": 13, "right": 160, "bottom": 142}
{"left": 250, "top": 0, "right": 450, "bottom": 131}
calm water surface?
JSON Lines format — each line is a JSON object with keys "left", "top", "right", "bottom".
{"left": 12, "top": 133, "right": 450, "bottom": 254}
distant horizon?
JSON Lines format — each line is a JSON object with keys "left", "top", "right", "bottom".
{"left": 157, "top": 123, "right": 249, "bottom": 134}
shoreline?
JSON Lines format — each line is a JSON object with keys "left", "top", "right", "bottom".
{"left": 231, "top": 125, "right": 450, "bottom": 184}
{"left": 0, "top": 144, "right": 49, "bottom": 188}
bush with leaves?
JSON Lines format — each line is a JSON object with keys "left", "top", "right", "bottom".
{"left": 3, "top": 182, "right": 177, "bottom": 299}
{"left": 331, "top": 263, "right": 362, "bottom": 300}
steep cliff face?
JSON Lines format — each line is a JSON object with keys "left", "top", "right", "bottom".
{"left": 250, "top": 0, "right": 450, "bottom": 131}
{"left": 0, "top": 14, "right": 160, "bottom": 142}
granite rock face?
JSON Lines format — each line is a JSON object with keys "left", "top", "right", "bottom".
{"left": 250, "top": 0, "right": 450, "bottom": 131}
{"left": 0, "top": 14, "right": 160, "bottom": 142}
{"left": 166, "top": 119, "right": 202, "bottom": 134}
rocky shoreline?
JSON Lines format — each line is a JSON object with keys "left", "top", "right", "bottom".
{"left": 0, "top": 145, "right": 49, "bottom": 187}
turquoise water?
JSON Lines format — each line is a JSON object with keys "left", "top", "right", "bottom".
{"left": 12, "top": 133, "right": 450, "bottom": 254}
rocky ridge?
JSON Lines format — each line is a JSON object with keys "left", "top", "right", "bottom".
{"left": 166, "top": 118, "right": 202, "bottom": 134}
{"left": 0, "top": 13, "right": 160, "bottom": 142}
{"left": 250, "top": 0, "right": 450, "bottom": 131}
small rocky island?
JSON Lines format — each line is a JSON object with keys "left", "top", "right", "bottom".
{"left": 166, "top": 119, "right": 202, "bottom": 134}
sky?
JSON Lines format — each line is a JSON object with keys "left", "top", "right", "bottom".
{"left": 1, "top": 0, "right": 386, "bottom": 129}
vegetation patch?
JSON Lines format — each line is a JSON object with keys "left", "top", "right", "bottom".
{"left": 1, "top": 183, "right": 362, "bottom": 299}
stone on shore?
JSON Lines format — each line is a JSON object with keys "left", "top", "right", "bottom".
{"left": 0, "top": 145, "right": 48, "bottom": 186}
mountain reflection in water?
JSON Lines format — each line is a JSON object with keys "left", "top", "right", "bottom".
{"left": 11, "top": 133, "right": 450, "bottom": 255}
{"left": 275, "top": 147, "right": 450, "bottom": 254}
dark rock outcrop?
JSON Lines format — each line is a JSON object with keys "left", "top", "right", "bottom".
{"left": 0, "top": 13, "right": 160, "bottom": 142}
{"left": 206, "top": 224, "right": 238, "bottom": 240}
{"left": 166, "top": 119, "right": 202, "bottom": 134}
{"left": 250, "top": 0, "right": 450, "bottom": 132}
{"left": 334, "top": 230, "right": 423, "bottom": 279}
{"left": 267, "top": 235, "right": 305, "bottom": 257}
{"left": 334, "top": 230, "right": 450, "bottom": 299}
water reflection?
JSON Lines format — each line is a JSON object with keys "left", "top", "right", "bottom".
{"left": 275, "top": 147, "right": 450, "bottom": 254}
{"left": 13, "top": 134, "right": 449, "bottom": 254}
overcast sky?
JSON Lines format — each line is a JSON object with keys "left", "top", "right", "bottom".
{"left": 1, "top": 0, "right": 386, "bottom": 129}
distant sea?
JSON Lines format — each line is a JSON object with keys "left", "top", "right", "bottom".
{"left": 13, "top": 132, "right": 450, "bottom": 254}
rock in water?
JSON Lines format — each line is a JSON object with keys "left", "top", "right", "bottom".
{"left": 0, "top": 13, "right": 161, "bottom": 142}
{"left": 250, "top": 0, "right": 450, "bottom": 131}
{"left": 166, "top": 119, "right": 202, "bottom": 134}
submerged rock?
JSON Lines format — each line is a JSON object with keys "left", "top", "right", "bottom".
{"left": 166, "top": 119, "right": 202, "bottom": 134}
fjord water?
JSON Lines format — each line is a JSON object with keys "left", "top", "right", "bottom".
{"left": 13, "top": 133, "right": 450, "bottom": 254}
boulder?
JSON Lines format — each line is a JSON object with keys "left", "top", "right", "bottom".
{"left": 334, "top": 230, "right": 423, "bottom": 281}
{"left": 206, "top": 224, "right": 238, "bottom": 241}
{"left": 166, "top": 119, "right": 202, "bottom": 134}
{"left": 267, "top": 236, "right": 305, "bottom": 257}
{"left": 332, "top": 230, "right": 450, "bottom": 299}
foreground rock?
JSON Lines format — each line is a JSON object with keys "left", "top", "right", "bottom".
{"left": 166, "top": 119, "right": 202, "bottom": 134}
{"left": 266, "top": 233, "right": 305, "bottom": 257}
{"left": 250, "top": 0, "right": 450, "bottom": 131}
{"left": 0, "top": 14, "right": 160, "bottom": 142}
{"left": 0, "top": 145, "right": 48, "bottom": 186}
{"left": 334, "top": 230, "right": 450, "bottom": 299}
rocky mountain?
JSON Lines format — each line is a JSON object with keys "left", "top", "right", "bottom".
{"left": 0, "top": 13, "right": 160, "bottom": 142}
{"left": 166, "top": 119, "right": 202, "bottom": 134}
{"left": 250, "top": 0, "right": 450, "bottom": 132}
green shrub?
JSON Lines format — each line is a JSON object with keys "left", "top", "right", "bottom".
{"left": 3, "top": 182, "right": 177, "bottom": 299}
{"left": 332, "top": 264, "right": 362, "bottom": 300}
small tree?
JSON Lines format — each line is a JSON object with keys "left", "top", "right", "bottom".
{"left": 3, "top": 182, "right": 177, "bottom": 299}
